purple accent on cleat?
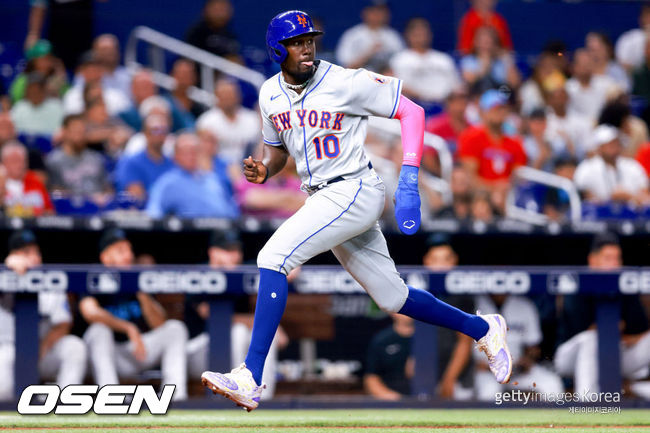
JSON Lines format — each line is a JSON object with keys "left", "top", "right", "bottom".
{"left": 215, "top": 374, "right": 239, "bottom": 390}
{"left": 252, "top": 397, "right": 260, "bottom": 402}
{"left": 494, "top": 316, "right": 501, "bottom": 326}
{"left": 495, "top": 349, "right": 510, "bottom": 382}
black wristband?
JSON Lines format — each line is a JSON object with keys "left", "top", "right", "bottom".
{"left": 261, "top": 165, "right": 270, "bottom": 184}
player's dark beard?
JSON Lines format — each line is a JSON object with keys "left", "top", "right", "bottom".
{"left": 286, "top": 60, "right": 319, "bottom": 85}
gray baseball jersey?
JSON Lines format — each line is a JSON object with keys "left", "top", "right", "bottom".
{"left": 259, "top": 60, "right": 402, "bottom": 187}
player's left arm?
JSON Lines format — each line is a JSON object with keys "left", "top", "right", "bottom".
{"left": 393, "top": 95, "right": 425, "bottom": 235}
{"left": 346, "top": 71, "right": 424, "bottom": 233}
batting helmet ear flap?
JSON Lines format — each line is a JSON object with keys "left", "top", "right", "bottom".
{"left": 267, "top": 39, "right": 288, "bottom": 64}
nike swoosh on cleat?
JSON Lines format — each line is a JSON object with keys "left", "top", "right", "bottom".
{"left": 270, "top": 94, "right": 281, "bottom": 101}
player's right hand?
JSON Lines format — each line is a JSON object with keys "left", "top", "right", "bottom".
{"left": 243, "top": 156, "right": 268, "bottom": 184}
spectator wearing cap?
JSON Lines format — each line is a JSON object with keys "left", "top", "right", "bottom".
{"left": 457, "top": 0, "right": 513, "bottom": 55}
{"left": 114, "top": 114, "right": 175, "bottom": 201}
{"left": 460, "top": 25, "right": 520, "bottom": 95}
{"left": 185, "top": 230, "right": 287, "bottom": 399}
{"left": 599, "top": 99, "right": 648, "bottom": 159}
{"left": 389, "top": 18, "right": 460, "bottom": 104}
{"left": 196, "top": 78, "right": 260, "bottom": 165}
{"left": 46, "top": 114, "right": 111, "bottom": 201}
{"left": 336, "top": 0, "right": 404, "bottom": 71}
{"left": 186, "top": 0, "right": 240, "bottom": 60}
{"left": 146, "top": 133, "right": 239, "bottom": 218}
{"left": 0, "top": 230, "right": 86, "bottom": 401}
{"left": 0, "top": 141, "right": 53, "bottom": 217}
{"left": 555, "top": 233, "right": 650, "bottom": 400}
{"left": 574, "top": 124, "right": 649, "bottom": 205}
{"left": 9, "top": 39, "right": 68, "bottom": 103}
{"left": 235, "top": 157, "right": 305, "bottom": 219}
{"left": 80, "top": 228, "right": 189, "bottom": 400}
{"left": 10, "top": 72, "right": 64, "bottom": 137}
{"left": 63, "top": 52, "right": 131, "bottom": 117}
{"left": 457, "top": 90, "right": 526, "bottom": 211}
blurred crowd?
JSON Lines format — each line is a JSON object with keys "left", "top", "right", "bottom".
{"left": 3, "top": 0, "right": 650, "bottom": 225}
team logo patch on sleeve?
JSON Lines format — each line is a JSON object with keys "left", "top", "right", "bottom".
{"left": 366, "top": 71, "right": 387, "bottom": 84}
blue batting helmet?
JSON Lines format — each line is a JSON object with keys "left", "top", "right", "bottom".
{"left": 266, "top": 10, "right": 323, "bottom": 64}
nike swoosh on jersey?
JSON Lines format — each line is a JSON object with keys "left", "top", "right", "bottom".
{"left": 270, "top": 94, "right": 281, "bottom": 101}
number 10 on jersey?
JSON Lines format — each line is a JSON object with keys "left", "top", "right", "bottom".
{"left": 313, "top": 135, "right": 340, "bottom": 159}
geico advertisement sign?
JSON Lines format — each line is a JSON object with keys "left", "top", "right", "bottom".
{"left": 17, "top": 384, "right": 175, "bottom": 415}
{"left": 0, "top": 270, "right": 67, "bottom": 292}
{"left": 294, "top": 271, "right": 365, "bottom": 294}
{"left": 619, "top": 271, "right": 650, "bottom": 294}
{"left": 138, "top": 271, "right": 227, "bottom": 293}
{"left": 445, "top": 271, "right": 531, "bottom": 294}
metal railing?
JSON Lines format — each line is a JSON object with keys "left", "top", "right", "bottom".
{"left": 124, "top": 26, "right": 267, "bottom": 107}
{"left": 506, "top": 166, "right": 582, "bottom": 224}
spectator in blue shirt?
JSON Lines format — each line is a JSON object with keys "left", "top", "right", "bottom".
{"left": 114, "top": 114, "right": 174, "bottom": 201}
{"left": 146, "top": 133, "right": 239, "bottom": 218}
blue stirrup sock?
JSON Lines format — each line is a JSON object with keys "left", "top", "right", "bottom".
{"left": 398, "top": 286, "right": 489, "bottom": 341}
{"left": 244, "top": 268, "right": 288, "bottom": 385}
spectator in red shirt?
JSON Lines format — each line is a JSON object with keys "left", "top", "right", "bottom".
{"left": 458, "top": 89, "right": 526, "bottom": 211}
{"left": 457, "top": 0, "right": 513, "bottom": 55}
{"left": 0, "top": 140, "right": 53, "bottom": 217}
{"left": 422, "top": 87, "right": 470, "bottom": 175}
{"left": 636, "top": 142, "right": 650, "bottom": 177}
{"left": 426, "top": 87, "right": 470, "bottom": 150}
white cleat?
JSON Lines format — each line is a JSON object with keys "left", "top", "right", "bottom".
{"left": 476, "top": 313, "right": 513, "bottom": 384}
{"left": 201, "top": 363, "right": 266, "bottom": 412}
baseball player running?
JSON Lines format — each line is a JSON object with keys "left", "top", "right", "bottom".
{"left": 201, "top": 10, "right": 512, "bottom": 411}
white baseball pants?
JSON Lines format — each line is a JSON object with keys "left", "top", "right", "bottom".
{"left": 83, "top": 320, "right": 189, "bottom": 400}
{"left": 0, "top": 335, "right": 87, "bottom": 401}
{"left": 475, "top": 364, "right": 564, "bottom": 401}
{"left": 257, "top": 170, "right": 408, "bottom": 313}
{"left": 554, "top": 329, "right": 650, "bottom": 399}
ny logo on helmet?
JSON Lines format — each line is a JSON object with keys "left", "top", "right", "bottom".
{"left": 297, "top": 14, "right": 308, "bottom": 28}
